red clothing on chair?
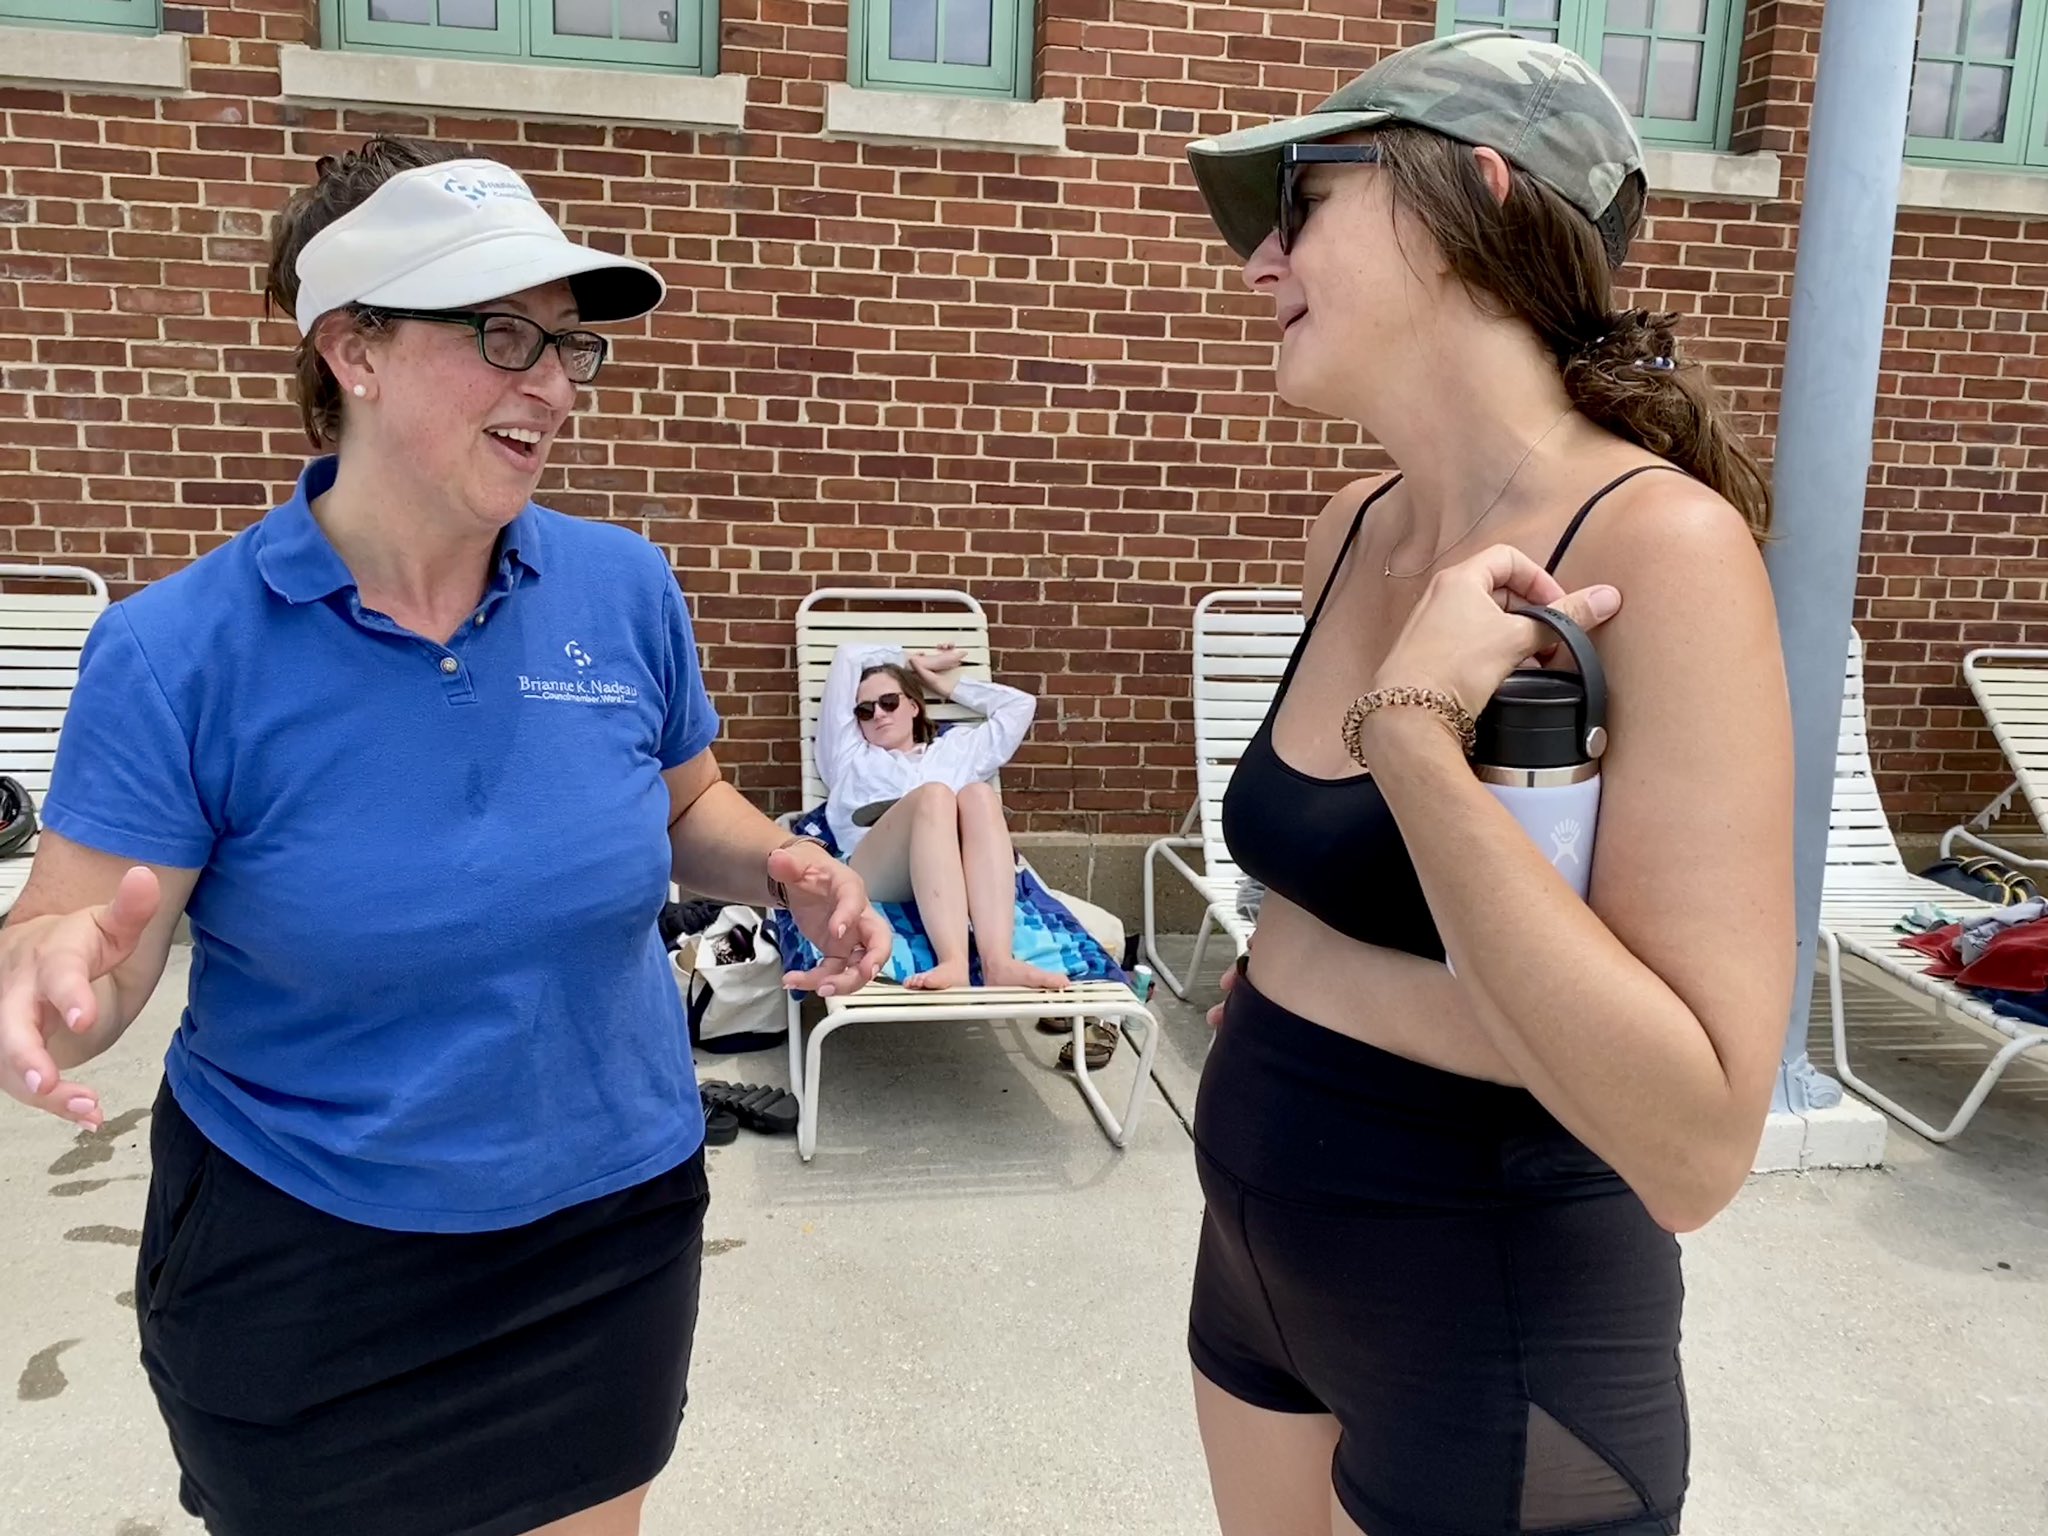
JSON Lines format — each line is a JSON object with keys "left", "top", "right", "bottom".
{"left": 1955, "top": 918, "right": 2048, "bottom": 993}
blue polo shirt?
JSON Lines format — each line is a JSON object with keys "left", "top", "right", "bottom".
{"left": 43, "top": 457, "right": 719, "bottom": 1232}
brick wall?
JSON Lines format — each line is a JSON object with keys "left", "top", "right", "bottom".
{"left": 2, "top": 0, "right": 2044, "bottom": 839}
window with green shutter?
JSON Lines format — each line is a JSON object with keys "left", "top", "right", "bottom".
{"left": 1436, "top": 1, "right": 1746, "bottom": 150}
{"left": 1444, "top": 0, "right": 1570, "bottom": 48}
{"left": 533, "top": 0, "right": 714, "bottom": 70}
{"left": 0, "top": 0, "right": 159, "bottom": 32}
{"left": 333, "top": 0, "right": 718, "bottom": 73}
{"left": 848, "top": 0, "right": 1038, "bottom": 100}
{"left": 1906, "top": 0, "right": 2048, "bottom": 168}
{"left": 344, "top": 0, "right": 521, "bottom": 58}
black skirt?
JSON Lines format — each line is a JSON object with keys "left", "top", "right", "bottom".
{"left": 136, "top": 1079, "right": 709, "bottom": 1536}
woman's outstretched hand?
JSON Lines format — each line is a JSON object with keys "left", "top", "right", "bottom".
{"left": 772, "top": 844, "right": 892, "bottom": 999}
{"left": 1, "top": 865, "right": 161, "bottom": 1131}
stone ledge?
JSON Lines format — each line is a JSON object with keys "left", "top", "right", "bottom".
{"left": 1751, "top": 1100, "right": 1888, "bottom": 1173}
{"left": 1898, "top": 161, "right": 2048, "bottom": 218}
{"left": 276, "top": 45, "right": 747, "bottom": 132}
{"left": 822, "top": 82, "right": 1067, "bottom": 153}
{"left": 0, "top": 24, "right": 187, "bottom": 94}
{"left": 1642, "top": 147, "right": 1783, "bottom": 201}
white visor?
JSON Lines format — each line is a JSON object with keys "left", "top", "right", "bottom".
{"left": 292, "top": 158, "right": 664, "bottom": 336}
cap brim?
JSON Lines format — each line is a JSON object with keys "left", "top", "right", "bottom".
{"left": 355, "top": 233, "right": 665, "bottom": 324}
{"left": 1186, "top": 109, "right": 1390, "bottom": 259}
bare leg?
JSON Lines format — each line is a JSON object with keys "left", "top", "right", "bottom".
{"left": 847, "top": 783, "right": 971, "bottom": 989}
{"left": 523, "top": 1482, "right": 649, "bottom": 1535}
{"left": 955, "top": 780, "right": 1067, "bottom": 990}
{"left": 1193, "top": 1368, "right": 1344, "bottom": 1536}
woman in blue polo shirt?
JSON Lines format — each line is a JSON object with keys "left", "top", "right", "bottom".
{"left": 0, "top": 137, "right": 891, "bottom": 1536}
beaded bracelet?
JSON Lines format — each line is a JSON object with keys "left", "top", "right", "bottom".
{"left": 1340, "top": 686, "right": 1477, "bottom": 770}
{"left": 767, "top": 834, "right": 832, "bottom": 909}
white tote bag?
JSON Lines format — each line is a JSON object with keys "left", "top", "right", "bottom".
{"left": 676, "top": 905, "right": 786, "bottom": 1050}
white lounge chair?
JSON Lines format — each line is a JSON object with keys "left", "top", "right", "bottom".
{"left": 1141, "top": 589, "right": 1301, "bottom": 999}
{"left": 783, "top": 588, "right": 1160, "bottom": 1161}
{"left": 1939, "top": 647, "right": 2048, "bottom": 873}
{"left": 1822, "top": 629, "right": 2047, "bottom": 1142}
{"left": 0, "top": 565, "right": 109, "bottom": 916}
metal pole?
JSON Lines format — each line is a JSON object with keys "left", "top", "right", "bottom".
{"left": 1763, "top": 0, "right": 1921, "bottom": 1113}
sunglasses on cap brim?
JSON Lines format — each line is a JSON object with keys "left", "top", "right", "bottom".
{"left": 1277, "top": 143, "right": 1381, "bottom": 254}
{"left": 853, "top": 693, "right": 905, "bottom": 722}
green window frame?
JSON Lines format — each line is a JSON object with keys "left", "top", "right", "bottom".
{"left": 0, "top": 0, "right": 159, "bottom": 32}
{"left": 329, "top": 0, "right": 718, "bottom": 74}
{"left": 1906, "top": 0, "right": 2048, "bottom": 168}
{"left": 847, "top": 0, "right": 1037, "bottom": 101}
{"left": 1436, "top": 1, "right": 1746, "bottom": 150}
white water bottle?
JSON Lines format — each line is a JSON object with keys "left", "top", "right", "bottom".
{"left": 1471, "top": 606, "right": 1607, "bottom": 900}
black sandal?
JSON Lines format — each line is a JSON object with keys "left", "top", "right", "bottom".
{"left": 1055, "top": 1021, "right": 1119, "bottom": 1073}
{"left": 700, "top": 1080, "right": 799, "bottom": 1136}
{"left": 701, "top": 1089, "right": 739, "bottom": 1147}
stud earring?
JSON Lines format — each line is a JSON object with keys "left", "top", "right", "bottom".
{"left": 351, "top": 384, "right": 367, "bottom": 398}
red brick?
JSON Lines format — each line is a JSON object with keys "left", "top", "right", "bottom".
{"left": 0, "top": 2, "right": 2033, "bottom": 831}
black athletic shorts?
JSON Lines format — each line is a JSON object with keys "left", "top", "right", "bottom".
{"left": 137, "top": 1079, "right": 709, "bottom": 1536}
{"left": 1190, "top": 975, "right": 1689, "bottom": 1536}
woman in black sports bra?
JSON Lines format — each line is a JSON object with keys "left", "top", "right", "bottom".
{"left": 1177, "top": 32, "right": 1795, "bottom": 1536}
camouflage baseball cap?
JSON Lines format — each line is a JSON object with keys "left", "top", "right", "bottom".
{"left": 1186, "top": 29, "right": 1646, "bottom": 267}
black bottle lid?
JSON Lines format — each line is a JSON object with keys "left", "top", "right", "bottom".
{"left": 1474, "top": 671, "right": 1587, "bottom": 769}
{"left": 1471, "top": 607, "right": 1608, "bottom": 771}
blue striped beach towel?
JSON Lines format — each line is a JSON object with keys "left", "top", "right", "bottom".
{"left": 769, "top": 805, "right": 1127, "bottom": 994}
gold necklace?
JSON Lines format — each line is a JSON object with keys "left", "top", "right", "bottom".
{"left": 1382, "top": 406, "right": 1576, "bottom": 580}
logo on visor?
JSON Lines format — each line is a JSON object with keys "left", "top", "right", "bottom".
{"left": 441, "top": 172, "right": 537, "bottom": 208}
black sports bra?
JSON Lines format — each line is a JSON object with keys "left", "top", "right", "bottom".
{"left": 1221, "top": 466, "right": 1677, "bottom": 960}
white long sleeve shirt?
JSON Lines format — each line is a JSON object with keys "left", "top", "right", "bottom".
{"left": 816, "top": 643, "right": 1038, "bottom": 856}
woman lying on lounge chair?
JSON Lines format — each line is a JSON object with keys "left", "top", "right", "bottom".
{"left": 817, "top": 642, "right": 1069, "bottom": 991}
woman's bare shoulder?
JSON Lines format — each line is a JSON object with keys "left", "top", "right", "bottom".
{"left": 1300, "top": 472, "right": 1397, "bottom": 606}
{"left": 1561, "top": 468, "right": 1765, "bottom": 594}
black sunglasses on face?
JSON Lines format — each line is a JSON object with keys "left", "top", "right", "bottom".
{"left": 366, "top": 307, "right": 610, "bottom": 384}
{"left": 1278, "top": 143, "right": 1382, "bottom": 254}
{"left": 854, "top": 692, "right": 904, "bottom": 722}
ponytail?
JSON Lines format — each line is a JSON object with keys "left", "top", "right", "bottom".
{"left": 1372, "top": 124, "right": 1772, "bottom": 540}
{"left": 1562, "top": 308, "right": 1771, "bottom": 539}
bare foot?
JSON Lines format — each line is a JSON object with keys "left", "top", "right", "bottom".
{"left": 981, "top": 957, "right": 1071, "bottom": 991}
{"left": 907, "top": 959, "right": 970, "bottom": 990}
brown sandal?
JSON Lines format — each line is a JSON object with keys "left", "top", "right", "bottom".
{"left": 1055, "top": 1021, "right": 1119, "bottom": 1072}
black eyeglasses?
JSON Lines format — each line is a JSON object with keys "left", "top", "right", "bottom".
{"left": 853, "top": 692, "right": 904, "bottom": 722}
{"left": 367, "top": 308, "right": 610, "bottom": 384}
{"left": 1278, "top": 143, "right": 1381, "bottom": 253}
